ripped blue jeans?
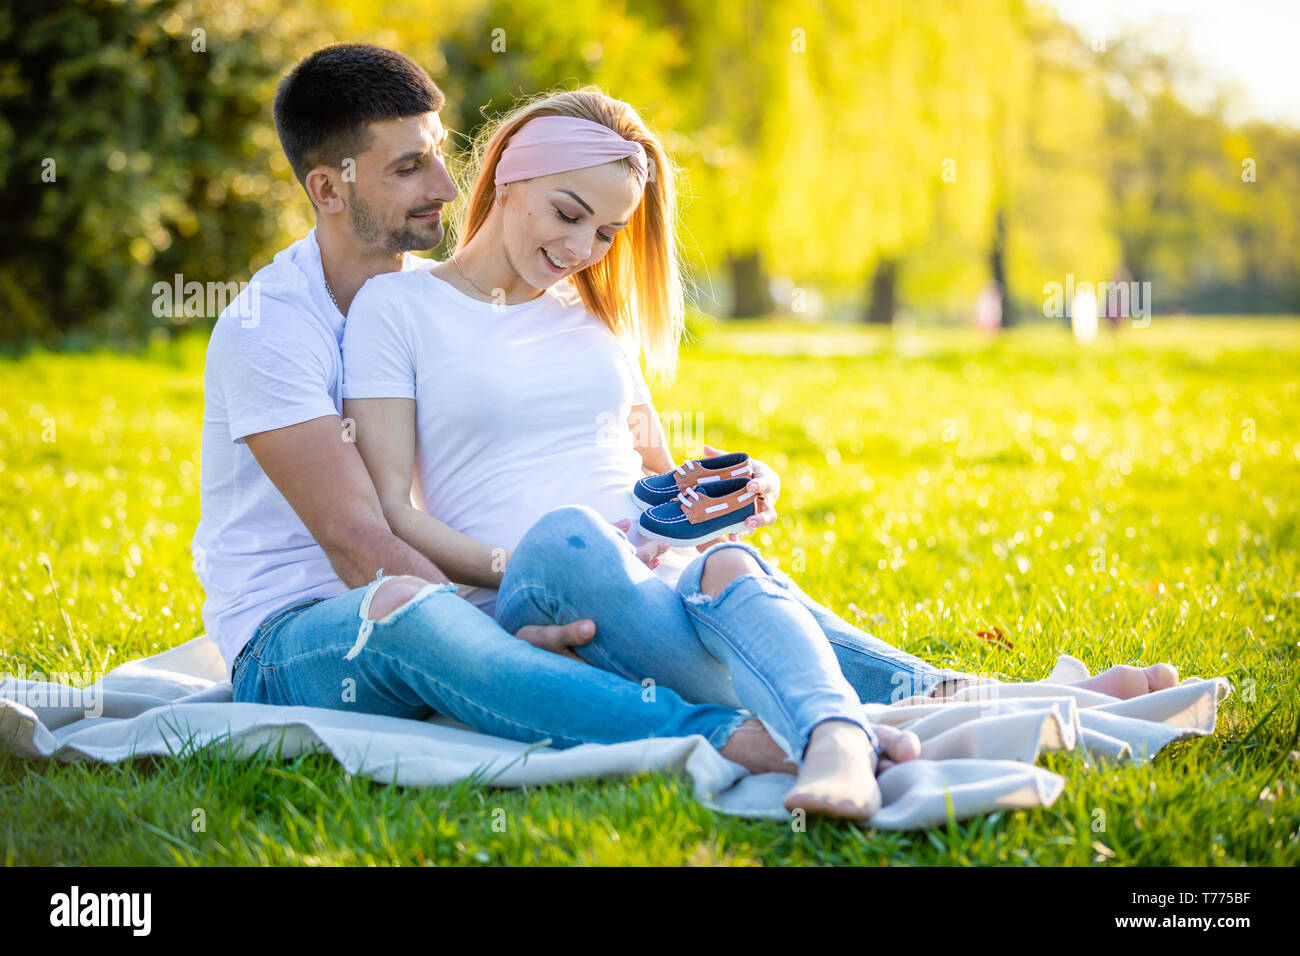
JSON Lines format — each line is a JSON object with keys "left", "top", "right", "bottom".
{"left": 229, "top": 571, "right": 749, "bottom": 751}
{"left": 497, "top": 506, "right": 973, "bottom": 761}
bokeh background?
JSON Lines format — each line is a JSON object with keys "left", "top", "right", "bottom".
{"left": 1, "top": 0, "right": 1297, "bottom": 344}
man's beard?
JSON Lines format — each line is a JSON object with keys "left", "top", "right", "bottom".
{"left": 348, "top": 185, "right": 443, "bottom": 254}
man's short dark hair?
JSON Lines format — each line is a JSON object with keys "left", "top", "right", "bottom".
{"left": 273, "top": 43, "right": 445, "bottom": 186}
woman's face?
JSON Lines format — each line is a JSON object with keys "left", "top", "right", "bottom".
{"left": 498, "top": 160, "right": 643, "bottom": 289}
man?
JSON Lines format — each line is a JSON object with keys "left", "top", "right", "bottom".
{"left": 192, "top": 43, "right": 800, "bottom": 774}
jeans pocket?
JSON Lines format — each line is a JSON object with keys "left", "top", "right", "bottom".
{"left": 250, "top": 597, "right": 324, "bottom": 658}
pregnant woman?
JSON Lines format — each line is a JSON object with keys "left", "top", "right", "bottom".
{"left": 341, "top": 89, "right": 1179, "bottom": 818}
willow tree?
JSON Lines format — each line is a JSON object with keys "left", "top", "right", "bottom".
{"left": 752, "top": 0, "right": 1017, "bottom": 323}
{"left": 997, "top": 3, "right": 1118, "bottom": 320}
{"left": 1102, "top": 37, "right": 1300, "bottom": 313}
{"left": 635, "top": 0, "right": 794, "bottom": 317}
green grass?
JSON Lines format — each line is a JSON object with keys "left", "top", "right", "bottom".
{"left": 1, "top": 317, "right": 1297, "bottom": 865}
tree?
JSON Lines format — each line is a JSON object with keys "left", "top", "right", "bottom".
{"left": 0, "top": 0, "right": 343, "bottom": 346}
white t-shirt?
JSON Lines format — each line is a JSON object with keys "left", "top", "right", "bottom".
{"left": 192, "top": 227, "right": 430, "bottom": 673}
{"left": 340, "top": 268, "right": 691, "bottom": 618}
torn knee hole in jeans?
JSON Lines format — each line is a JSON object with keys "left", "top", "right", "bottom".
{"left": 343, "top": 575, "right": 445, "bottom": 661}
{"left": 685, "top": 568, "right": 788, "bottom": 608}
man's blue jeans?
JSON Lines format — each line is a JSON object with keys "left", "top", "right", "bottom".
{"left": 496, "top": 506, "right": 967, "bottom": 760}
{"left": 231, "top": 575, "right": 750, "bottom": 752}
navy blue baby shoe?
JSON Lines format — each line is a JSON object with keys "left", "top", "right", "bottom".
{"left": 633, "top": 452, "right": 754, "bottom": 510}
{"left": 638, "top": 477, "right": 760, "bottom": 546}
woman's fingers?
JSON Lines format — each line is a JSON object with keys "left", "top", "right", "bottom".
{"left": 610, "top": 518, "right": 672, "bottom": 568}
{"left": 745, "top": 457, "right": 780, "bottom": 530}
{"left": 698, "top": 444, "right": 780, "bottom": 531}
{"left": 745, "top": 498, "right": 776, "bottom": 530}
{"left": 610, "top": 518, "right": 659, "bottom": 567}
{"left": 631, "top": 540, "right": 673, "bottom": 568}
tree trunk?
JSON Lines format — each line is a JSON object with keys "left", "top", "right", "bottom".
{"left": 1240, "top": 227, "right": 1261, "bottom": 313}
{"left": 990, "top": 208, "right": 1016, "bottom": 327}
{"left": 864, "top": 258, "right": 897, "bottom": 324}
{"left": 728, "top": 251, "right": 773, "bottom": 319}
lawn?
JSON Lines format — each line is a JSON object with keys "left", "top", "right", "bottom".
{"left": 1, "top": 317, "right": 1297, "bottom": 866}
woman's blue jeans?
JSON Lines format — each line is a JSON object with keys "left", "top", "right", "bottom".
{"left": 497, "top": 506, "right": 967, "bottom": 761}
{"left": 230, "top": 575, "right": 750, "bottom": 752}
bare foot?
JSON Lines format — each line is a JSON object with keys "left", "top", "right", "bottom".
{"left": 899, "top": 662, "right": 1181, "bottom": 705}
{"left": 783, "top": 720, "right": 881, "bottom": 820}
{"left": 1071, "top": 663, "right": 1180, "bottom": 699}
{"left": 719, "top": 718, "right": 798, "bottom": 774}
{"left": 874, "top": 724, "right": 923, "bottom": 774}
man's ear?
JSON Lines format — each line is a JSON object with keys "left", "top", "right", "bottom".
{"left": 304, "top": 165, "right": 346, "bottom": 214}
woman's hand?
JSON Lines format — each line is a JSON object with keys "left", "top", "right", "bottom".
{"left": 692, "top": 444, "right": 782, "bottom": 552}
{"left": 610, "top": 518, "right": 671, "bottom": 569}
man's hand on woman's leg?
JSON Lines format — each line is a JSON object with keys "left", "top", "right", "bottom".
{"left": 513, "top": 619, "right": 597, "bottom": 663}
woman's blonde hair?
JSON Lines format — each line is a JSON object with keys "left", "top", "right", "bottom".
{"left": 453, "top": 87, "right": 685, "bottom": 384}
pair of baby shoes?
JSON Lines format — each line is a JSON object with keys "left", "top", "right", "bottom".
{"left": 635, "top": 452, "right": 761, "bottom": 546}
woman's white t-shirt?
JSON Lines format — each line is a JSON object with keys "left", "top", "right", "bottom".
{"left": 340, "top": 267, "right": 690, "bottom": 617}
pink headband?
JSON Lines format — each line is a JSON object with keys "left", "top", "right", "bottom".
{"left": 494, "top": 115, "right": 649, "bottom": 190}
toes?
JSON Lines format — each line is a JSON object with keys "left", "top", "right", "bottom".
{"left": 1109, "top": 664, "right": 1152, "bottom": 699}
{"left": 895, "top": 729, "right": 922, "bottom": 761}
{"left": 876, "top": 725, "right": 922, "bottom": 763}
{"left": 1104, "top": 663, "right": 1179, "bottom": 698}
{"left": 1145, "top": 663, "right": 1179, "bottom": 691}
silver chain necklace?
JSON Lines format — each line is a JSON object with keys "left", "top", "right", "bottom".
{"left": 324, "top": 276, "right": 340, "bottom": 311}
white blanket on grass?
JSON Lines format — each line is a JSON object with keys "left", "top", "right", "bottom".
{"left": 0, "top": 636, "right": 1230, "bottom": 829}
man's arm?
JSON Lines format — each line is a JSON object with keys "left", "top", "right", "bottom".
{"left": 245, "top": 412, "right": 595, "bottom": 659}
{"left": 244, "top": 413, "right": 451, "bottom": 589}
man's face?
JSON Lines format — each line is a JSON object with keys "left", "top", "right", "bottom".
{"left": 345, "top": 112, "right": 457, "bottom": 255}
